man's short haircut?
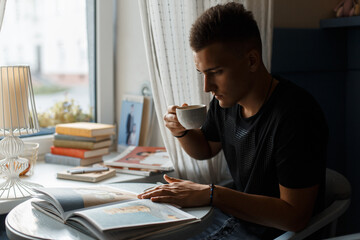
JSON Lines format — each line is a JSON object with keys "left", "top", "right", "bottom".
{"left": 189, "top": 2, "right": 262, "bottom": 54}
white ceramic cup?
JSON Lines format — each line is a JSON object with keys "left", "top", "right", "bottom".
{"left": 176, "top": 104, "right": 207, "bottom": 129}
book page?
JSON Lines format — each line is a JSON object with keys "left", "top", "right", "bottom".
{"left": 31, "top": 199, "right": 67, "bottom": 223}
{"left": 33, "top": 186, "right": 137, "bottom": 216}
{"left": 73, "top": 199, "right": 198, "bottom": 232}
{"left": 139, "top": 151, "right": 172, "bottom": 165}
{"left": 67, "top": 215, "right": 196, "bottom": 240}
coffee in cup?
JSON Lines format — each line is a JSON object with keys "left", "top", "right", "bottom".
{"left": 176, "top": 104, "right": 207, "bottom": 129}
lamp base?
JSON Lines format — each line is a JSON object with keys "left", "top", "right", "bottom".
{"left": 0, "top": 176, "right": 42, "bottom": 199}
{"left": 0, "top": 136, "right": 43, "bottom": 199}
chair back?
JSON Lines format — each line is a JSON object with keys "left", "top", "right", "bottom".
{"left": 325, "top": 168, "right": 351, "bottom": 207}
{"left": 274, "top": 168, "right": 351, "bottom": 240}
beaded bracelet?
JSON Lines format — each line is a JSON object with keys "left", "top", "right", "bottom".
{"left": 174, "top": 130, "right": 189, "bottom": 138}
{"left": 209, "top": 183, "right": 215, "bottom": 206}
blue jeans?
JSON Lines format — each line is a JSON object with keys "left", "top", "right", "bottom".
{"left": 189, "top": 208, "right": 261, "bottom": 240}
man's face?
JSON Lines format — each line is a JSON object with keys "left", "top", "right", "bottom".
{"left": 194, "top": 42, "right": 253, "bottom": 108}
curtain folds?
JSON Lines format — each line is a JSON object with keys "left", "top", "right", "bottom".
{"left": 139, "top": 0, "right": 273, "bottom": 184}
{"left": 0, "top": 0, "right": 6, "bottom": 32}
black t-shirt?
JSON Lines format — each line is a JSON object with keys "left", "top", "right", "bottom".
{"left": 201, "top": 78, "right": 328, "bottom": 238}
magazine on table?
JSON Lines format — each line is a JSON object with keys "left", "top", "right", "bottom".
{"left": 31, "top": 186, "right": 198, "bottom": 240}
{"left": 106, "top": 146, "right": 174, "bottom": 172}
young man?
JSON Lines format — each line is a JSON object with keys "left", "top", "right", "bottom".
{"left": 138, "top": 2, "right": 328, "bottom": 239}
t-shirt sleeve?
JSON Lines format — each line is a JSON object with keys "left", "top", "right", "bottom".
{"left": 201, "top": 97, "right": 221, "bottom": 142}
{"left": 274, "top": 106, "right": 328, "bottom": 189}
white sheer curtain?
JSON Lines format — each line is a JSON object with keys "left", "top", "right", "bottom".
{"left": 139, "top": 0, "right": 274, "bottom": 184}
{"left": 0, "top": 0, "right": 6, "bottom": 32}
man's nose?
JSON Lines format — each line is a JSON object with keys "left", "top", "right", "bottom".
{"left": 203, "top": 75, "right": 212, "bottom": 93}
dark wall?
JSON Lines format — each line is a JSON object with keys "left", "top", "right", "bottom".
{"left": 271, "top": 27, "right": 360, "bottom": 235}
{"left": 345, "top": 28, "right": 360, "bottom": 236}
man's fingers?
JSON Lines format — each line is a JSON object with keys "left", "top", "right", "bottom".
{"left": 166, "top": 104, "right": 188, "bottom": 115}
{"left": 167, "top": 105, "right": 179, "bottom": 114}
{"left": 164, "top": 174, "right": 182, "bottom": 183}
{"left": 164, "top": 121, "right": 186, "bottom": 133}
{"left": 150, "top": 196, "right": 178, "bottom": 205}
{"left": 138, "top": 187, "right": 176, "bottom": 199}
{"left": 164, "top": 113, "right": 179, "bottom": 123}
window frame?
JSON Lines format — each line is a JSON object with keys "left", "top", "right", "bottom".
{"left": 95, "top": 0, "right": 115, "bottom": 125}
{"left": 27, "top": 0, "right": 116, "bottom": 156}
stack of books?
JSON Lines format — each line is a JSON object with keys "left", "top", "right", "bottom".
{"left": 45, "top": 122, "right": 116, "bottom": 166}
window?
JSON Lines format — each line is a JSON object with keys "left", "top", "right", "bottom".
{"left": 0, "top": 0, "right": 115, "bottom": 154}
{"left": 0, "top": 0, "right": 95, "bottom": 130}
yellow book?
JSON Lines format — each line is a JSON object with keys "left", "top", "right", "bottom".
{"left": 55, "top": 122, "right": 115, "bottom": 137}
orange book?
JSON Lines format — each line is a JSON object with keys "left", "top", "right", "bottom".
{"left": 51, "top": 146, "right": 109, "bottom": 159}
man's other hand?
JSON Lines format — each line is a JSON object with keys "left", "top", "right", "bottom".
{"left": 137, "top": 174, "right": 211, "bottom": 207}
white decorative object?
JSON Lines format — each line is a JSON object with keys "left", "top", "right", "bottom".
{"left": 20, "top": 142, "right": 39, "bottom": 176}
{"left": 0, "top": 66, "right": 41, "bottom": 199}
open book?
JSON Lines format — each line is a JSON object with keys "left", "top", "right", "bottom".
{"left": 31, "top": 186, "right": 198, "bottom": 240}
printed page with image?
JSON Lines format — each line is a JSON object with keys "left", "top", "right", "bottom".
{"left": 106, "top": 146, "right": 174, "bottom": 171}
{"left": 31, "top": 186, "right": 198, "bottom": 240}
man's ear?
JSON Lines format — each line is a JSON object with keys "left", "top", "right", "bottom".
{"left": 247, "top": 49, "right": 260, "bottom": 72}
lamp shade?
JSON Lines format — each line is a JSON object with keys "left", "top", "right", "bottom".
{"left": 0, "top": 66, "right": 39, "bottom": 136}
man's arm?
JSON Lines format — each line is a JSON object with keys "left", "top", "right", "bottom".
{"left": 138, "top": 175, "right": 319, "bottom": 232}
{"left": 213, "top": 183, "right": 319, "bottom": 232}
{"left": 164, "top": 105, "right": 221, "bottom": 159}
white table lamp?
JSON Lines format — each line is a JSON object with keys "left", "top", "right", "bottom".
{"left": 0, "top": 66, "right": 42, "bottom": 199}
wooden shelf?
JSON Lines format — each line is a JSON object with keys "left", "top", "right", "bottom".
{"left": 320, "top": 16, "right": 360, "bottom": 29}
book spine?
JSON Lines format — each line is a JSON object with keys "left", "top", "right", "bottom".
{"left": 113, "top": 168, "right": 152, "bottom": 176}
{"left": 56, "top": 126, "right": 92, "bottom": 137}
{"left": 106, "top": 162, "right": 172, "bottom": 171}
{"left": 55, "top": 134, "right": 97, "bottom": 142}
{"left": 51, "top": 146, "right": 86, "bottom": 158}
{"left": 56, "top": 173, "right": 97, "bottom": 182}
{"left": 45, "top": 153, "right": 82, "bottom": 166}
{"left": 53, "top": 140, "right": 94, "bottom": 150}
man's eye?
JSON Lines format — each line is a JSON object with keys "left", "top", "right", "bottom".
{"left": 213, "top": 70, "right": 223, "bottom": 74}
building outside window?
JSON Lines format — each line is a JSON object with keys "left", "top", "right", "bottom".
{"left": 0, "top": 0, "right": 96, "bottom": 132}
